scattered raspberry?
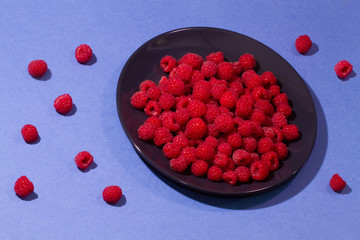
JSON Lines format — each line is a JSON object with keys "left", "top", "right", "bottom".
{"left": 179, "top": 53, "right": 203, "bottom": 70}
{"left": 261, "top": 151, "right": 279, "bottom": 171}
{"left": 160, "top": 55, "right": 177, "bottom": 73}
{"left": 28, "top": 59, "right": 48, "bottom": 78}
{"left": 75, "top": 44, "right": 93, "bottom": 63}
{"left": 295, "top": 35, "right": 312, "bottom": 54}
{"left": 257, "top": 137, "right": 275, "bottom": 154}
{"left": 196, "top": 143, "right": 215, "bottom": 162}
{"left": 329, "top": 174, "right": 346, "bottom": 192}
{"left": 334, "top": 60, "right": 353, "bottom": 79}
{"left": 191, "top": 159, "right": 209, "bottom": 177}
{"left": 220, "top": 90, "right": 238, "bottom": 109}
{"left": 163, "top": 142, "right": 181, "bottom": 159}
{"left": 216, "top": 61, "right": 234, "bottom": 81}
{"left": 239, "top": 53, "right": 256, "bottom": 72}
{"left": 170, "top": 156, "right": 189, "bottom": 173}
{"left": 181, "top": 147, "right": 197, "bottom": 163}
{"left": 138, "top": 124, "right": 156, "bottom": 141}
{"left": 223, "top": 170, "right": 237, "bottom": 185}
{"left": 206, "top": 51, "right": 224, "bottom": 64}
{"left": 187, "top": 100, "right": 207, "bottom": 118}
{"left": 207, "top": 166, "right": 223, "bottom": 181}
{"left": 201, "top": 61, "right": 218, "bottom": 78}
{"left": 21, "top": 124, "right": 39, "bottom": 143}
{"left": 250, "top": 161, "right": 269, "bottom": 181}
{"left": 158, "top": 93, "right": 175, "bottom": 110}
{"left": 54, "top": 94, "right": 73, "bottom": 114}
{"left": 282, "top": 124, "right": 300, "bottom": 141}
{"left": 75, "top": 151, "right": 94, "bottom": 170}
{"left": 14, "top": 176, "right": 34, "bottom": 197}
{"left": 144, "top": 100, "right": 161, "bottom": 117}
{"left": 214, "top": 113, "right": 234, "bottom": 133}
{"left": 154, "top": 127, "right": 173, "bottom": 147}
{"left": 234, "top": 166, "right": 251, "bottom": 183}
{"left": 102, "top": 185, "right": 122, "bottom": 204}
{"left": 185, "top": 118, "right": 207, "bottom": 140}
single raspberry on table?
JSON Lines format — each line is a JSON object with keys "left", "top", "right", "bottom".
{"left": 21, "top": 124, "right": 39, "bottom": 143}
{"left": 250, "top": 161, "right": 269, "bottom": 181}
{"left": 207, "top": 165, "right": 223, "bottom": 181}
{"left": 178, "top": 53, "right": 203, "bottom": 70}
{"left": 234, "top": 166, "right": 251, "bottom": 183}
{"left": 103, "top": 185, "right": 122, "bottom": 204}
{"left": 54, "top": 94, "right": 73, "bottom": 114}
{"left": 201, "top": 61, "right": 218, "bottom": 78}
{"left": 223, "top": 170, "right": 238, "bottom": 185}
{"left": 160, "top": 55, "right": 177, "bottom": 73}
{"left": 206, "top": 51, "right": 224, "bottom": 64}
{"left": 75, "top": 44, "right": 93, "bottom": 63}
{"left": 14, "top": 176, "right": 34, "bottom": 197}
{"left": 191, "top": 159, "right": 209, "bottom": 177}
{"left": 75, "top": 151, "right": 94, "bottom": 170}
{"left": 170, "top": 156, "right": 189, "bottom": 173}
{"left": 329, "top": 174, "right": 346, "bottom": 192}
{"left": 334, "top": 60, "right": 353, "bottom": 79}
{"left": 28, "top": 59, "right": 48, "bottom": 78}
{"left": 239, "top": 53, "right": 256, "bottom": 72}
{"left": 295, "top": 35, "right": 312, "bottom": 54}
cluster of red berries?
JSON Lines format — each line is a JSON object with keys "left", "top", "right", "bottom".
{"left": 16, "top": 45, "right": 122, "bottom": 204}
{"left": 131, "top": 52, "right": 301, "bottom": 185}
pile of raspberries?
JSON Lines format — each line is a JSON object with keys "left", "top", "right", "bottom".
{"left": 130, "top": 52, "right": 300, "bottom": 185}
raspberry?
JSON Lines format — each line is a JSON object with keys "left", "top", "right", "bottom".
{"left": 170, "top": 156, "right": 189, "bottom": 173}
{"left": 75, "top": 44, "right": 93, "bottom": 63}
{"left": 260, "top": 71, "right": 277, "bottom": 88}
{"left": 252, "top": 86, "right": 271, "bottom": 101}
{"left": 254, "top": 99, "right": 274, "bottom": 116}
{"left": 158, "top": 93, "right": 175, "bottom": 110}
{"left": 216, "top": 61, "right": 234, "bottom": 81}
{"left": 276, "top": 104, "right": 292, "bottom": 117}
{"left": 213, "top": 153, "right": 230, "bottom": 169}
{"left": 240, "top": 91, "right": 256, "bottom": 105}
{"left": 214, "top": 113, "right": 234, "bottom": 133}
{"left": 140, "top": 80, "right": 157, "bottom": 92}
{"left": 211, "top": 84, "right": 228, "bottom": 101}
{"left": 206, "top": 51, "right": 224, "bottom": 64}
{"left": 144, "top": 100, "right": 161, "bottom": 117}
{"left": 217, "top": 142, "right": 233, "bottom": 156}
{"left": 226, "top": 132, "right": 243, "bottom": 149}
{"left": 187, "top": 100, "right": 207, "bottom": 118}
{"left": 204, "top": 104, "right": 219, "bottom": 124}
{"left": 28, "top": 59, "right": 48, "bottom": 78}
{"left": 201, "top": 61, "right": 218, "bottom": 78}
{"left": 238, "top": 120, "right": 256, "bottom": 137}
{"left": 269, "top": 85, "right": 281, "bottom": 97}
{"left": 102, "top": 185, "right": 122, "bottom": 204}
{"left": 54, "top": 94, "right": 73, "bottom": 114}
{"left": 232, "top": 61, "right": 242, "bottom": 75}
{"left": 232, "top": 149, "right": 252, "bottom": 166}
{"left": 144, "top": 116, "right": 162, "bottom": 129}
{"left": 261, "top": 151, "right": 279, "bottom": 171}
{"left": 174, "top": 108, "right": 191, "bottom": 126}
{"left": 181, "top": 146, "right": 197, "bottom": 163}
{"left": 223, "top": 170, "right": 237, "bottom": 185}
{"left": 158, "top": 76, "right": 169, "bottom": 93}
{"left": 235, "top": 99, "right": 253, "bottom": 118}
{"left": 257, "top": 137, "right": 275, "bottom": 153}
{"left": 242, "top": 137, "right": 257, "bottom": 153}
{"left": 160, "top": 55, "right": 177, "bottom": 73}
{"left": 204, "top": 136, "right": 219, "bottom": 149}
{"left": 75, "top": 151, "right": 94, "bottom": 170}
{"left": 175, "top": 96, "right": 191, "bottom": 109}
{"left": 171, "top": 63, "right": 193, "bottom": 82}
{"left": 224, "top": 159, "right": 236, "bottom": 171}
{"left": 207, "top": 166, "right": 223, "bottom": 181}
{"left": 161, "top": 111, "right": 180, "bottom": 132}
{"left": 14, "top": 176, "right": 34, "bottom": 197}
{"left": 196, "top": 143, "right": 215, "bottom": 162}
{"left": 173, "top": 134, "right": 189, "bottom": 148}
{"left": 272, "top": 93, "right": 289, "bottom": 108}
{"left": 270, "top": 126, "right": 284, "bottom": 142}
{"left": 329, "top": 174, "right": 346, "bottom": 192}
{"left": 138, "top": 124, "right": 156, "bottom": 141}
{"left": 21, "top": 124, "right": 39, "bottom": 143}
{"left": 209, "top": 77, "right": 228, "bottom": 86}
{"left": 147, "top": 86, "right": 162, "bottom": 100}
{"left": 234, "top": 166, "right": 251, "bottom": 183}
{"left": 274, "top": 142, "right": 288, "bottom": 160}
{"left": 334, "top": 60, "right": 353, "bottom": 79}
{"left": 250, "top": 161, "right": 269, "bottom": 181}
{"left": 272, "top": 112, "right": 288, "bottom": 128}
{"left": 282, "top": 124, "right": 300, "bottom": 141}
{"left": 192, "top": 85, "right": 211, "bottom": 103}
{"left": 166, "top": 78, "right": 185, "bottom": 96}
{"left": 154, "top": 127, "right": 173, "bottom": 147}
{"left": 185, "top": 118, "right": 207, "bottom": 140}
{"left": 207, "top": 123, "right": 220, "bottom": 138}
{"left": 194, "top": 79, "right": 212, "bottom": 90}
{"left": 250, "top": 109, "right": 267, "bottom": 125}
{"left": 220, "top": 90, "right": 238, "bottom": 109}
{"left": 190, "top": 70, "right": 205, "bottom": 85}
{"left": 239, "top": 53, "right": 256, "bottom": 72}
{"left": 130, "top": 91, "right": 148, "bottom": 109}
{"left": 178, "top": 53, "right": 203, "bottom": 70}
{"left": 249, "top": 152, "right": 260, "bottom": 163}
{"left": 229, "top": 78, "right": 244, "bottom": 95}
{"left": 163, "top": 142, "right": 181, "bottom": 159}
{"left": 295, "top": 35, "right": 312, "bottom": 54}
{"left": 253, "top": 121, "right": 265, "bottom": 138}
{"left": 242, "top": 71, "right": 262, "bottom": 90}
{"left": 191, "top": 159, "right": 209, "bottom": 177}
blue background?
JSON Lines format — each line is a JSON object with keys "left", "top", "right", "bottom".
{"left": 0, "top": 1, "right": 359, "bottom": 239}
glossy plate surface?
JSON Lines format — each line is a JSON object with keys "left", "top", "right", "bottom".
{"left": 116, "top": 27, "right": 317, "bottom": 197}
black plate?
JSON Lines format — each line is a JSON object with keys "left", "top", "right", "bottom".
{"left": 116, "top": 27, "right": 317, "bottom": 197}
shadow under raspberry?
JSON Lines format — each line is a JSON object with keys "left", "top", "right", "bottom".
{"left": 107, "top": 194, "right": 127, "bottom": 207}
{"left": 79, "top": 161, "right": 97, "bottom": 173}
{"left": 32, "top": 69, "right": 52, "bottom": 81}
{"left": 18, "top": 191, "right": 38, "bottom": 201}
{"left": 339, "top": 70, "right": 357, "bottom": 81}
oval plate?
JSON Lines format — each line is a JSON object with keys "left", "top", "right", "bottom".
{"left": 116, "top": 27, "right": 317, "bottom": 197}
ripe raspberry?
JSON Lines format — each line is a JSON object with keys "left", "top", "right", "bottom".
{"left": 295, "top": 35, "right": 312, "bottom": 54}
{"left": 178, "top": 53, "right": 203, "bottom": 70}
{"left": 204, "top": 104, "right": 219, "bottom": 124}
{"left": 190, "top": 70, "right": 205, "bottom": 86}
{"left": 147, "top": 86, "right": 162, "bottom": 100}
{"left": 250, "top": 109, "right": 267, "bottom": 125}
{"left": 238, "top": 121, "right": 256, "bottom": 137}
{"left": 261, "top": 151, "right": 279, "bottom": 171}
{"left": 138, "top": 124, "right": 156, "bottom": 141}
{"left": 166, "top": 78, "right": 185, "bottom": 96}
{"left": 172, "top": 134, "right": 189, "bottom": 148}
{"left": 154, "top": 127, "right": 173, "bottom": 147}
{"left": 257, "top": 137, "right": 275, "bottom": 154}
{"left": 28, "top": 59, "right": 48, "bottom": 78}
{"left": 239, "top": 53, "right": 256, "bottom": 72}
{"left": 282, "top": 124, "right": 300, "bottom": 141}
{"left": 334, "top": 60, "right": 353, "bottom": 79}
{"left": 252, "top": 86, "right": 271, "bottom": 101}
{"left": 75, "top": 44, "right": 93, "bottom": 63}
{"left": 175, "top": 108, "right": 191, "bottom": 126}
{"left": 130, "top": 91, "right": 148, "bottom": 109}
{"left": 206, "top": 51, "right": 224, "bottom": 64}
{"left": 144, "top": 116, "right": 162, "bottom": 129}
{"left": 207, "top": 123, "right": 220, "bottom": 138}
{"left": 270, "top": 126, "right": 284, "bottom": 142}
{"left": 269, "top": 85, "right": 281, "bottom": 97}
{"left": 209, "top": 77, "right": 228, "bottom": 86}
{"left": 242, "top": 137, "right": 257, "bottom": 153}
{"left": 140, "top": 80, "right": 156, "bottom": 92}
{"left": 235, "top": 99, "right": 253, "bottom": 118}
{"left": 272, "top": 112, "right": 288, "bottom": 128}
{"left": 249, "top": 152, "right": 260, "bottom": 163}
{"left": 214, "top": 113, "right": 234, "bottom": 133}
{"left": 211, "top": 83, "right": 228, "bottom": 101}
{"left": 254, "top": 99, "right": 274, "bottom": 116}
{"left": 158, "top": 93, "right": 175, "bottom": 110}
{"left": 175, "top": 96, "right": 191, "bottom": 109}
{"left": 158, "top": 76, "right": 169, "bottom": 93}
{"left": 192, "top": 85, "right": 211, "bottom": 103}
{"left": 161, "top": 111, "right": 180, "bottom": 132}
{"left": 187, "top": 100, "right": 207, "bottom": 118}
{"left": 272, "top": 93, "right": 288, "bottom": 108}
{"left": 232, "top": 61, "right": 242, "bottom": 75}
{"left": 227, "top": 132, "right": 243, "bottom": 149}
{"left": 201, "top": 61, "right": 218, "bottom": 78}
{"left": 14, "top": 176, "right": 34, "bottom": 197}
{"left": 276, "top": 104, "right": 292, "bottom": 117}
{"left": 196, "top": 143, "right": 215, "bottom": 162}
{"left": 75, "top": 151, "right": 94, "bottom": 170}
{"left": 242, "top": 71, "right": 262, "bottom": 90}
{"left": 217, "top": 143, "right": 233, "bottom": 157}
{"left": 253, "top": 121, "right": 265, "bottom": 138}
{"left": 216, "top": 61, "right": 234, "bottom": 81}
{"left": 213, "top": 153, "right": 230, "bottom": 169}
{"left": 163, "top": 142, "right": 181, "bottom": 159}
{"left": 250, "top": 161, "right": 269, "bottom": 181}
{"left": 329, "top": 174, "right": 346, "bottom": 192}
{"left": 260, "top": 71, "right": 277, "bottom": 88}
{"left": 232, "top": 149, "right": 252, "bottom": 166}
{"left": 191, "top": 159, "right": 209, "bottom": 177}
{"left": 274, "top": 142, "right": 288, "bottom": 160}
{"left": 21, "top": 124, "right": 39, "bottom": 143}
{"left": 220, "top": 90, "right": 238, "bottom": 109}
{"left": 171, "top": 63, "right": 193, "bottom": 82}
{"left": 234, "top": 166, "right": 251, "bottom": 183}
{"left": 54, "top": 94, "right": 73, "bottom": 114}
{"left": 144, "top": 100, "right": 162, "bottom": 117}
{"left": 204, "top": 136, "right": 219, "bottom": 149}
{"left": 229, "top": 78, "right": 244, "bottom": 95}
{"left": 102, "top": 185, "right": 122, "bottom": 204}
{"left": 207, "top": 166, "right": 223, "bottom": 181}
{"left": 170, "top": 156, "right": 189, "bottom": 173}
{"left": 185, "top": 118, "right": 207, "bottom": 140}
{"left": 223, "top": 170, "right": 238, "bottom": 185}
{"left": 160, "top": 55, "right": 177, "bottom": 73}
{"left": 223, "top": 159, "right": 236, "bottom": 171}
{"left": 181, "top": 146, "right": 197, "bottom": 163}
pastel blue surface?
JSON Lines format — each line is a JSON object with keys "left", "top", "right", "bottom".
{"left": 0, "top": 1, "right": 359, "bottom": 239}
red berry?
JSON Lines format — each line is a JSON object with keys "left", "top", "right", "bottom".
{"left": 187, "top": 100, "right": 207, "bottom": 118}
{"left": 207, "top": 166, "right": 223, "bottom": 181}
{"left": 192, "top": 84, "right": 211, "bottom": 103}
{"left": 191, "top": 159, "right": 209, "bottom": 177}
{"left": 54, "top": 94, "right": 73, "bottom": 114}
{"left": 167, "top": 78, "right": 185, "bottom": 96}
{"left": 226, "top": 132, "right": 243, "bottom": 149}
{"left": 144, "top": 116, "right": 162, "bottom": 129}
{"left": 217, "top": 143, "right": 233, "bottom": 157}
{"left": 220, "top": 90, "right": 238, "bottom": 109}
{"left": 171, "top": 63, "right": 193, "bottom": 82}
{"left": 272, "top": 112, "right": 288, "bottom": 128}
{"left": 223, "top": 170, "right": 238, "bottom": 185}
{"left": 181, "top": 146, "right": 197, "bottom": 163}
{"left": 102, "top": 185, "right": 122, "bottom": 204}
{"left": 163, "top": 142, "right": 181, "bottom": 159}
{"left": 144, "top": 100, "right": 162, "bottom": 117}
{"left": 254, "top": 99, "right": 275, "bottom": 116}
{"left": 160, "top": 111, "right": 180, "bottom": 132}
{"left": 28, "top": 60, "right": 48, "bottom": 78}
{"left": 260, "top": 71, "right": 277, "bottom": 88}
{"left": 329, "top": 174, "right": 346, "bottom": 192}
{"left": 178, "top": 53, "right": 203, "bottom": 70}
{"left": 185, "top": 118, "right": 208, "bottom": 140}
{"left": 160, "top": 55, "right": 177, "bottom": 73}
{"left": 214, "top": 113, "right": 234, "bottom": 133}
{"left": 154, "top": 127, "right": 173, "bottom": 147}
{"left": 213, "top": 153, "right": 230, "bottom": 169}
{"left": 242, "top": 137, "right": 257, "bottom": 153}
{"left": 174, "top": 108, "right": 191, "bottom": 126}
{"left": 234, "top": 166, "right": 251, "bottom": 183}
{"left": 211, "top": 83, "right": 228, "bottom": 101}
{"left": 238, "top": 120, "right": 256, "bottom": 137}
{"left": 261, "top": 151, "right": 279, "bottom": 171}
{"left": 276, "top": 104, "right": 292, "bottom": 117}
{"left": 235, "top": 99, "right": 253, "bottom": 118}
{"left": 196, "top": 143, "right": 215, "bottom": 162}
{"left": 274, "top": 142, "right": 288, "bottom": 160}
{"left": 295, "top": 35, "right": 312, "bottom": 54}
{"left": 216, "top": 62, "right": 234, "bottom": 81}
{"left": 282, "top": 124, "right": 300, "bottom": 141}
{"left": 138, "top": 124, "right": 156, "bottom": 141}
{"left": 239, "top": 54, "right": 256, "bottom": 72}
{"left": 201, "top": 61, "right": 218, "bottom": 78}
{"left": 334, "top": 60, "right": 353, "bottom": 79}
{"left": 170, "top": 156, "right": 189, "bottom": 173}
{"left": 14, "top": 176, "right": 34, "bottom": 197}
{"left": 206, "top": 51, "right": 224, "bottom": 64}
{"left": 131, "top": 91, "right": 148, "bottom": 109}
{"left": 147, "top": 86, "right": 162, "bottom": 100}
{"left": 140, "top": 80, "right": 157, "bottom": 92}
{"left": 75, "top": 44, "right": 93, "bottom": 63}
{"left": 272, "top": 93, "right": 289, "bottom": 108}
{"left": 250, "top": 161, "right": 269, "bottom": 181}
{"left": 204, "top": 136, "right": 219, "bottom": 149}
{"left": 233, "top": 149, "right": 252, "bottom": 166}
{"left": 21, "top": 124, "right": 39, "bottom": 143}
{"left": 257, "top": 138, "right": 275, "bottom": 154}
{"left": 75, "top": 151, "right": 94, "bottom": 170}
